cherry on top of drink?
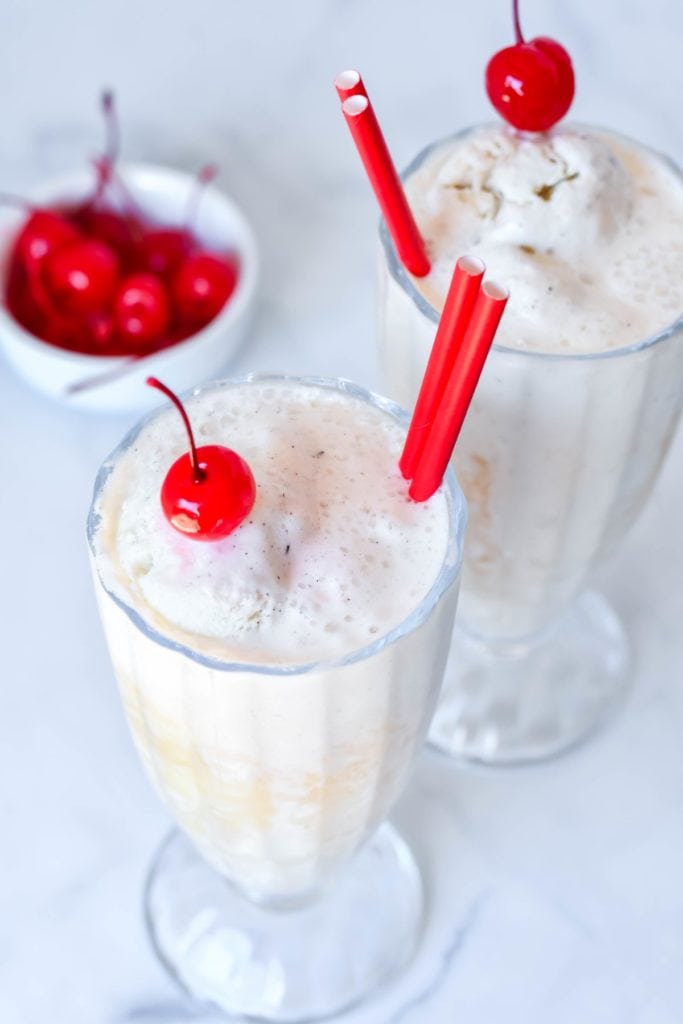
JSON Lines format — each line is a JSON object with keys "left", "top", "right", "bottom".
{"left": 485, "top": 0, "right": 575, "bottom": 133}
{"left": 3, "top": 92, "right": 240, "bottom": 359}
{"left": 146, "top": 376, "right": 256, "bottom": 542}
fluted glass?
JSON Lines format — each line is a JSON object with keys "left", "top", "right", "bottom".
{"left": 88, "top": 375, "right": 466, "bottom": 901}
{"left": 377, "top": 131, "right": 683, "bottom": 764}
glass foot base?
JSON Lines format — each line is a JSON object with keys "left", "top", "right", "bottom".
{"left": 429, "top": 591, "right": 631, "bottom": 767}
{"left": 145, "top": 824, "right": 422, "bottom": 1022}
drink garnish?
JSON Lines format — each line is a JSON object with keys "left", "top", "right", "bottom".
{"left": 486, "top": 0, "right": 575, "bottom": 132}
{"left": 146, "top": 376, "right": 256, "bottom": 540}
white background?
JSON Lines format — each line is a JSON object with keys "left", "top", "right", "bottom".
{"left": 1, "top": 1, "right": 682, "bottom": 1021}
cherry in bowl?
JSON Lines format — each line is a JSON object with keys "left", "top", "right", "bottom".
{"left": 0, "top": 164, "right": 258, "bottom": 413}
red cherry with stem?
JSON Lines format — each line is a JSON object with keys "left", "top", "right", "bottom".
{"left": 138, "top": 166, "right": 217, "bottom": 278}
{"left": 146, "top": 376, "right": 256, "bottom": 541}
{"left": 6, "top": 225, "right": 87, "bottom": 347}
{"left": 115, "top": 273, "right": 169, "bottom": 346}
{"left": 2, "top": 205, "right": 76, "bottom": 339}
{"left": 138, "top": 228, "right": 192, "bottom": 278}
{"left": 485, "top": 0, "right": 575, "bottom": 132}
{"left": 72, "top": 206, "right": 143, "bottom": 267}
{"left": 173, "top": 252, "right": 239, "bottom": 327}
{"left": 14, "top": 210, "right": 80, "bottom": 267}
{"left": 43, "top": 238, "right": 119, "bottom": 314}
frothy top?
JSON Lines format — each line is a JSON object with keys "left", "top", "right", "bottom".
{"left": 93, "top": 380, "right": 452, "bottom": 666}
{"left": 405, "top": 125, "right": 683, "bottom": 353}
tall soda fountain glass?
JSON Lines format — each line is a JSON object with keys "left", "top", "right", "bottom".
{"left": 88, "top": 373, "right": 466, "bottom": 1021}
{"left": 378, "top": 127, "right": 683, "bottom": 766}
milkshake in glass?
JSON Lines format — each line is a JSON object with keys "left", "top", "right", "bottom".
{"left": 88, "top": 374, "right": 466, "bottom": 1020}
{"left": 378, "top": 124, "right": 683, "bottom": 764}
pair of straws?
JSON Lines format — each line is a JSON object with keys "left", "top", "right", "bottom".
{"left": 335, "top": 70, "right": 508, "bottom": 501}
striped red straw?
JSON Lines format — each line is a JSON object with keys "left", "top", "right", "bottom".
{"left": 336, "top": 72, "right": 430, "bottom": 277}
{"left": 403, "top": 267, "right": 509, "bottom": 502}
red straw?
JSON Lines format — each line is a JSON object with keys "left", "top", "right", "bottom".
{"left": 400, "top": 256, "right": 485, "bottom": 480}
{"left": 334, "top": 69, "right": 367, "bottom": 101}
{"left": 409, "top": 280, "right": 509, "bottom": 502}
{"left": 340, "top": 93, "right": 430, "bottom": 277}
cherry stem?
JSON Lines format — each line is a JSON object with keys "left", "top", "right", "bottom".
{"left": 65, "top": 338, "right": 177, "bottom": 396}
{"left": 66, "top": 356, "right": 139, "bottom": 395}
{"left": 108, "top": 170, "right": 147, "bottom": 220}
{"left": 185, "top": 164, "right": 218, "bottom": 229}
{"left": 513, "top": 0, "right": 524, "bottom": 43}
{"left": 146, "top": 377, "right": 204, "bottom": 482}
{"left": 90, "top": 89, "right": 120, "bottom": 206}
{"left": 101, "top": 89, "right": 120, "bottom": 168}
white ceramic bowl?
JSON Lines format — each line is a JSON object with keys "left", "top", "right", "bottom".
{"left": 0, "top": 163, "right": 259, "bottom": 413}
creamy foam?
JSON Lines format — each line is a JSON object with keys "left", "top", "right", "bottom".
{"left": 94, "top": 379, "right": 450, "bottom": 665}
{"left": 405, "top": 124, "right": 683, "bottom": 353}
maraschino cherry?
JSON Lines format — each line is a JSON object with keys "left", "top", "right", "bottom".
{"left": 3, "top": 91, "right": 241, "bottom": 363}
{"left": 485, "top": 0, "right": 575, "bottom": 133}
{"left": 44, "top": 238, "right": 119, "bottom": 314}
{"left": 173, "top": 252, "right": 239, "bottom": 327}
{"left": 147, "top": 376, "right": 256, "bottom": 541}
{"left": 15, "top": 210, "right": 80, "bottom": 267}
{"left": 138, "top": 228, "right": 191, "bottom": 278}
{"left": 137, "top": 166, "right": 217, "bottom": 279}
{"left": 116, "top": 273, "right": 169, "bottom": 345}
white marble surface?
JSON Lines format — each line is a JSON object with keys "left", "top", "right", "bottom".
{"left": 1, "top": 1, "right": 683, "bottom": 1021}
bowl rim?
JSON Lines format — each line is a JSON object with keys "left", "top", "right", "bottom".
{"left": 0, "top": 160, "right": 259, "bottom": 369}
